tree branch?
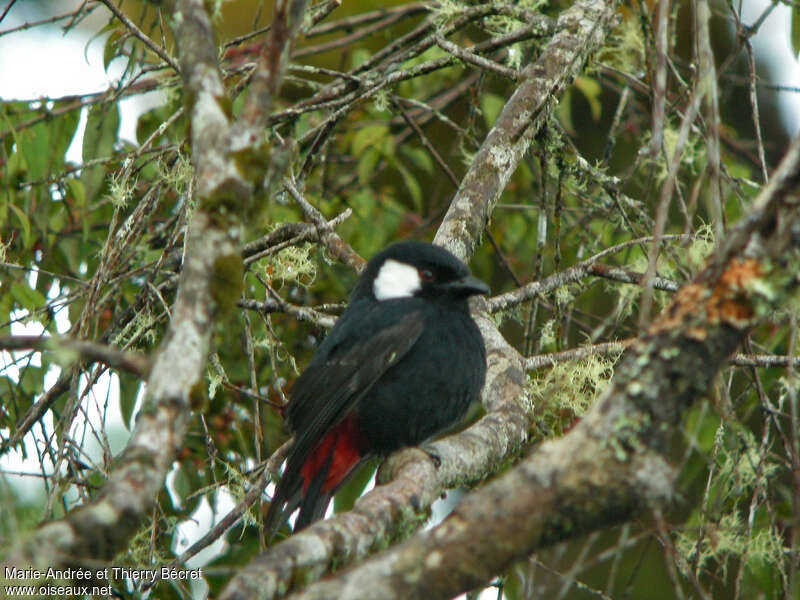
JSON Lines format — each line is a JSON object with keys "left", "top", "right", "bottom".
{"left": 433, "top": 0, "right": 621, "bottom": 261}
{"left": 488, "top": 235, "right": 687, "bottom": 313}
{"left": 278, "top": 134, "right": 800, "bottom": 600}
{"left": 283, "top": 177, "right": 365, "bottom": 272}
{"left": 0, "top": 335, "right": 149, "bottom": 378}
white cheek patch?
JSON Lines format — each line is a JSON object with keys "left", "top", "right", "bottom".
{"left": 373, "top": 259, "right": 422, "bottom": 300}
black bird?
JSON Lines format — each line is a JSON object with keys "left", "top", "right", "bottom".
{"left": 265, "top": 240, "right": 488, "bottom": 537}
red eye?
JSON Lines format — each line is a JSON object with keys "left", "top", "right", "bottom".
{"left": 420, "top": 269, "right": 434, "bottom": 282}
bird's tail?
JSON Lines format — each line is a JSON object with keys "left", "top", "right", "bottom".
{"left": 265, "top": 416, "right": 369, "bottom": 540}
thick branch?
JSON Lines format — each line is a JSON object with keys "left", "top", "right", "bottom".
{"left": 433, "top": 0, "right": 621, "bottom": 261}
{"left": 238, "top": 0, "right": 310, "bottom": 132}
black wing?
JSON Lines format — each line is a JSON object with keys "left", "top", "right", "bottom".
{"left": 266, "top": 301, "right": 425, "bottom": 536}
{"left": 287, "top": 305, "right": 424, "bottom": 464}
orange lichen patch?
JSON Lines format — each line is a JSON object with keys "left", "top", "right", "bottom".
{"left": 649, "top": 284, "right": 708, "bottom": 334}
{"left": 649, "top": 259, "right": 763, "bottom": 335}
{"left": 716, "top": 258, "right": 763, "bottom": 292}
{"left": 685, "top": 326, "right": 708, "bottom": 341}
{"left": 706, "top": 259, "right": 762, "bottom": 327}
{"left": 716, "top": 299, "right": 754, "bottom": 326}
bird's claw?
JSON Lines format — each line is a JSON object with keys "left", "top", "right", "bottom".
{"left": 422, "top": 445, "right": 441, "bottom": 468}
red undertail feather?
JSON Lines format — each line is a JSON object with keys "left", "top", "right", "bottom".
{"left": 300, "top": 414, "right": 367, "bottom": 493}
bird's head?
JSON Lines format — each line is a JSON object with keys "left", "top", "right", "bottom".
{"left": 353, "top": 241, "right": 489, "bottom": 303}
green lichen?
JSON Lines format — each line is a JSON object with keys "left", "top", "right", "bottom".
{"left": 529, "top": 351, "right": 619, "bottom": 438}
{"left": 685, "top": 223, "right": 715, "bottom": 273}
{"left": 108, "top": 168, "right": 134, "bottom": 208}
{"left": 537, "top": 318, "right": 556, "bottom": 348}
{"left": 156, "top": 152, "right": 193, "bottom": 197}
{"left": 207, "top": 352, "right": 226, "bottom": 401}
{"left": 676, "top": 512, "right": 783, "bottom": 578}
{"left": 267, "top": 242, "right": 317, "bottom": 287}
{"left": 111, "top": 308, "right": 158, "bottom": 348}
{"left": 645, "top": 124, "right": 706, "bottom": 184}
{"left": 595, "top": 13, "right": 645, "bottom": 74}
{"left": 714, "top": 425, "right": 777, "bottom": 494}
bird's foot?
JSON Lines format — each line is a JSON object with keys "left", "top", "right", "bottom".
{"left": 422, "top": 444, "right": 441, "bottom": 468}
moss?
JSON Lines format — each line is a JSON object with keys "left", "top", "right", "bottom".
{"left": 206, "top": 352, "right": 225, "bottom": 401}
{"left": 156, "top": 153, "right": 193, "bottom": 197}
{"left": 199, "top": 178, "right": 249, "bottom": 227}
{"left": 187, "top": 375, "right": 207, "bottom": 413}
{"left": 108, "top": 168, "right": 134, "bottom": 208}
{"left": 210, "top": 252, "right": 244, "bottom": 317}
{"left": 111, "top": 308, "right": 158, "bottom": 348}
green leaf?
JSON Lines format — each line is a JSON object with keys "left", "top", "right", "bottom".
{"left": 351, "top": 124, "right": 389, "bottom": 156}
{"left": 17, "top": 365, "right": 44, "bottom": 398}
{"left": 574, "top": 75, "right": 603, "bottom": 121}
{"left": 333, "top": 460, "right": 377, "bottom": 514}
{"left": 554, "top": 87, "right": 574, "bottom": 133}
{"left": 170, "top": 464, "right": 192, "bottom": 507}
{"left": 401, "top": 146, "right": 434, "bottom": 174}
{"left": 480, "top": 92, "right": 505, "bottom": 127}
{"left": 6, "top": 202, "right": 31, "bottom": 249}
{"left": 792, "top": 7, "right": 800, "bottom": 59}
{"left": 81, "top": 103, "right": 120, "bottom": 202}
{"left": 394, "top": 161, "right": 423, "bottom": 212}
{"left": 103, "top": 28, "right": 124, "bottom": 72}
{"left": 0, "top": 292, "right": 12, "bottom": 335}
{"left": 13, "top": 102, "right": 81, "bottom": 181}
{"left": 357, "top": 147, "right": 381, "bottom": 185}
{"left": 119, "top": 374, "right": 141, "bottom": 431}
{"left": 10, "top": 281, "right": 45, "bottom": 313}
{"left": 65, "top": 178, "right": 86, "bottom": 210}
{"left": 82, "top": 103, "right": 119, "bottom": 163}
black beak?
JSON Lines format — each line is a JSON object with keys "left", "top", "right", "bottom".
{"left": 443, "top": 275, "right": 490, "bottom": 297}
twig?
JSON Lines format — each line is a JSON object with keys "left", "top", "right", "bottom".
{"left": 525, "top": 340, "right": 632, "bottom": 370}
{"left": 143, "top": 440, "right": 293, "bottom": 590}
{"left": 282, "top": 177, "right": 365, "bottom": 272}
{"left": 588, "top": 263, "right": 679, "bottom": 291}
{"left": 0, "top": 335, "right": 149, "bottom": 377}
{"left": 729, "top": 353, "right": 800, "bottom": 368}
{"left": 0, "top": 372, "right": 70, "bottom": 454}
{"left": 434, "top": 35, "right": 518, "bottom": 80}
{"left": 488, "top": 235, "right": 689, "bottom": 313}
{"left": 306, "top": 3, "right": 426, "bottom": 37}
{"left": 243, "top": 210, "right": 353, "bottom": 267}
{"left": 96, "top": 0, "right": 180, "bottom": 73}
{"left": 649, "top": 0, "right": 669, "bottom": 156}
{"left": 0, "top": 4, "right": 76, "bottom": 36}
{"left": 238, "top": 298, "right": 336, "bottom": 329}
